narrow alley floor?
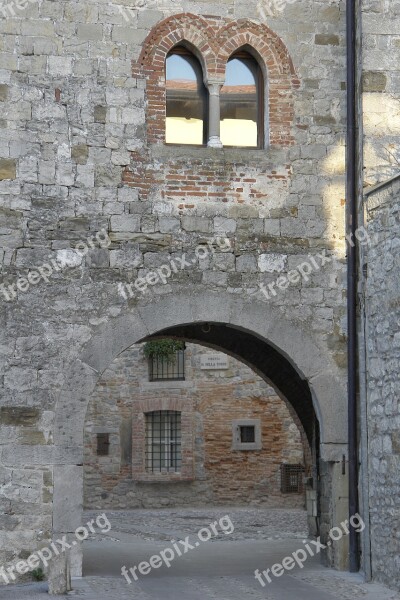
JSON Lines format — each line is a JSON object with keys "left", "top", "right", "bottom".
{"left": 2, "top": 508, "right": 399, "bottom": 600}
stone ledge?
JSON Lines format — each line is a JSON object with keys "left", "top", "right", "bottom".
{"left": 149, "top": 143, "right": 288, "bottom": 165}
{"left": 133, "top": 475, "right": 195, "bottom": 483}
{"left": 139, "top": 380, "right": 192, "bottom": 391}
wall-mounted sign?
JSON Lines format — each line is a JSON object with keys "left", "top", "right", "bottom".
{"left": 200, "top": 354, "right": 229, "bottom": 370}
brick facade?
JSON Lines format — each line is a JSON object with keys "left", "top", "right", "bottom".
{"left": 84, "top": 343, "right": 309, "bottom": 508}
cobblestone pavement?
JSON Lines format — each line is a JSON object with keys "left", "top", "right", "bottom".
{"left": 84, "top": 506, "right": 309, "bottom": 543}
{"left": 2, "top": 508, "right": 399, "bottom": 600}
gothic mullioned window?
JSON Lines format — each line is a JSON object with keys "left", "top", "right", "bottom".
{"left": 165, "top": 45, "right": 264, "bottom": 148}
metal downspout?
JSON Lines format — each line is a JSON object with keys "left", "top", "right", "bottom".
{"left": 346, "top": 0, "right": 359, "bottom": 573}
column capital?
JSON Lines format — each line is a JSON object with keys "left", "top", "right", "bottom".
{"left": 205, "top": 80, "right": 224, "bottom": 95}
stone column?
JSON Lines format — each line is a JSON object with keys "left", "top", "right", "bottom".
{"left": 50, "top": 464, "right": 84, "bottom": 593}
{"left": 206, "top": 81, "right": 223, "bottom": 148}
{"left": 319, "top": 457, "right": 350, "bottom": 570}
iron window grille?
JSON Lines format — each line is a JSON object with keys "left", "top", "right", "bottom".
{"left": 148, "top": 349, "right": 185, "bottom": 381}
{"left": 280, "top": 463, "right": 305, "bottom": 494}
{"left": 240, "top": 425, "right": 256, "bottom": 443}
{"left": 97, "top": 433, "right": 110, "bottom": 456}
{"left": 145, "top": 411, "right": 182, "bottom": 473}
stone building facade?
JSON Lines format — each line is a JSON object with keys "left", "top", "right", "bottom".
{"left": 84, "top": 343, "right": 308, "bottom": 508}
{"left": 0, "top": 0, "right": 398, "bottom": 594}
{"left": 361, "top": 176, "right": 400, "bottom": 591}
{"left": 358, "top": 2, "right": 400, "bottom": 591}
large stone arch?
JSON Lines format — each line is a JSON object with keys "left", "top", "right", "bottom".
{"left": 55, "top": 290, "right": 346, "bottom": 451}
{"left": 52, "top": 290, "right": 348, "bottom": 581}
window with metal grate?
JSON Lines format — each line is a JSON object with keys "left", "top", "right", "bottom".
{"left": 145, "top": 411, "right": 182, "bottom": 473}
{"left": 280, "top": 463, "right": 305, "bottom": 493}
{"left": 148, "top": 349, "right": 185, "bottom": 381}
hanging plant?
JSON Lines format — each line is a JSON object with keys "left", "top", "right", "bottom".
{"left": 143, "top": 339, "right": 184, "bottom": 362}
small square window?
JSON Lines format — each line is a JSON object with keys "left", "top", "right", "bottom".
{"left": 97, "top": 433, "right": 110, "bottom": 456}
{"left": 232, "top": 419, "right": 262, "bottom": 451}
{"left": 240, "top": 425, "right": 255, "bottom": 444}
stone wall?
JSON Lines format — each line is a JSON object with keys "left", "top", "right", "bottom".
{"left": 363, "top": 175, "right": 400, "bottom": 591}
{"left": 0, "top": 0, "right": 349, "bottom": 581}
{"left": 84, "top": 343, "right": 308, "bottom": 508}
{"left": 361, "top": 0, "right": 400, "bottom": 183}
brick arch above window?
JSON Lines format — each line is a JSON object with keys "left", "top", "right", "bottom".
{"left": 132, "top": 13, "right": 299, "bottom": 146}
{"left": 215, "top": 19, "right": 297, "bottom": 77}
{"left": 215, "top": 21, "right": 299, "bottom": 146}
{"left": 135, "top": 13, "right": 216, "bottom": 79}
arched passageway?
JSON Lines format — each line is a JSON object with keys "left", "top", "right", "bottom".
{"left": 52, "top": 291, "right": 348, "bottom": 584}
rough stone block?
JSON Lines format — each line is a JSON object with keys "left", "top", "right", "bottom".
{"left": 315, "top": 34, "right": 340, "bottom": 45}
{"left": 258, "top": 253, "right": 287, "bottom": 273}
{"left": 0, "top": 84, "right": 9, "bottom": 101}
{"left": 48, "top": 56, "right": 73, "bottom": 76}
{"left": 95, "top": 165, "right": 121, "bottom": 186}
{"left": 53, "top": 465, "right": 83, "bottom": 533}
{"left": 214, "top": 217, "right": 236, "bottom": 234}
{"left": 181, "top": 216, "right": 211, "bottom": 233}
{"left": 362, "top": 71, "right": 387, "bottom": 92}
{"left": 158, "top": 217, "right": 180, "bottom": 233}
{"left": 77, "top": 23, "right": 103, "bottom": 41}
{"left": 111, "top": 27, "right": 147, "bottom": 44}
{"left": 0, "top": 158, "right": 17, "bottom": 180}
{"left": 110, "top": 214, "right": 141, "bottom": 232}
{"left": 236, "top": 254, "right": 258, "bottom": 273}
{"left": 71, "top": 144, "right": 89, "bottom": 165}
{"left": 48, "top": 552, "right": 71, "bottom": 594}
{"left": 0, "top": 407, "right": 39, "bottom": 426}
{"left": 109, "top": 249, "right": 142, "bottom": 268}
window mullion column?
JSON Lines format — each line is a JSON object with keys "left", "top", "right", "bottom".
{"left": 206, "top": 81, "right": 223, "bottom": 148}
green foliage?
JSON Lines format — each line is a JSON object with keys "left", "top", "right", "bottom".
{"left": 32, "top": 568, "right": 45, "bottom": 581}
{"left": 143, "top": 339, "right": 184, "bottom": 362}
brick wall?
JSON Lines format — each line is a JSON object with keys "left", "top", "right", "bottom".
{"left": 84, "top": 343, "right": 309, "bottom": 508}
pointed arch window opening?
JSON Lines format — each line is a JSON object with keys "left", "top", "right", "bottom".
{"left": 166, "top": 46, "right": 208, "bottom": 146}
{"left": 220, "top": 50, "right": 264, "bottom": 148}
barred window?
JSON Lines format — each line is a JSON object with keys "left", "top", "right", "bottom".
{"left": 148, "top": 349, "right": 185, "bottom": 381}
{"left": 280, "top": 464, "right": 305, "bottom": 494}
{"left": 96, "top": 433, "right": 110, "bottom": 456}
{"left": 145, "top": 411, "right": 182, "bottom": 473}
{"left": 240, "top": 425, "right": 256, "bottom": 443}
{"left": 232, "top": 419, "right": 262, "bottom": 450}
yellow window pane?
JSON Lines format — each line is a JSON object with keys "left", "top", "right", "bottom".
{"left": 166, "top": 117, "right": 204, "bottom": 145}
{"left": 220, "top": 119, "right": 258, "bottom": 147}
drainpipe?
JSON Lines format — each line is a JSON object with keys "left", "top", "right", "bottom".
{"left": 346, "top": 0, "right": 359, "bottom": 573}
